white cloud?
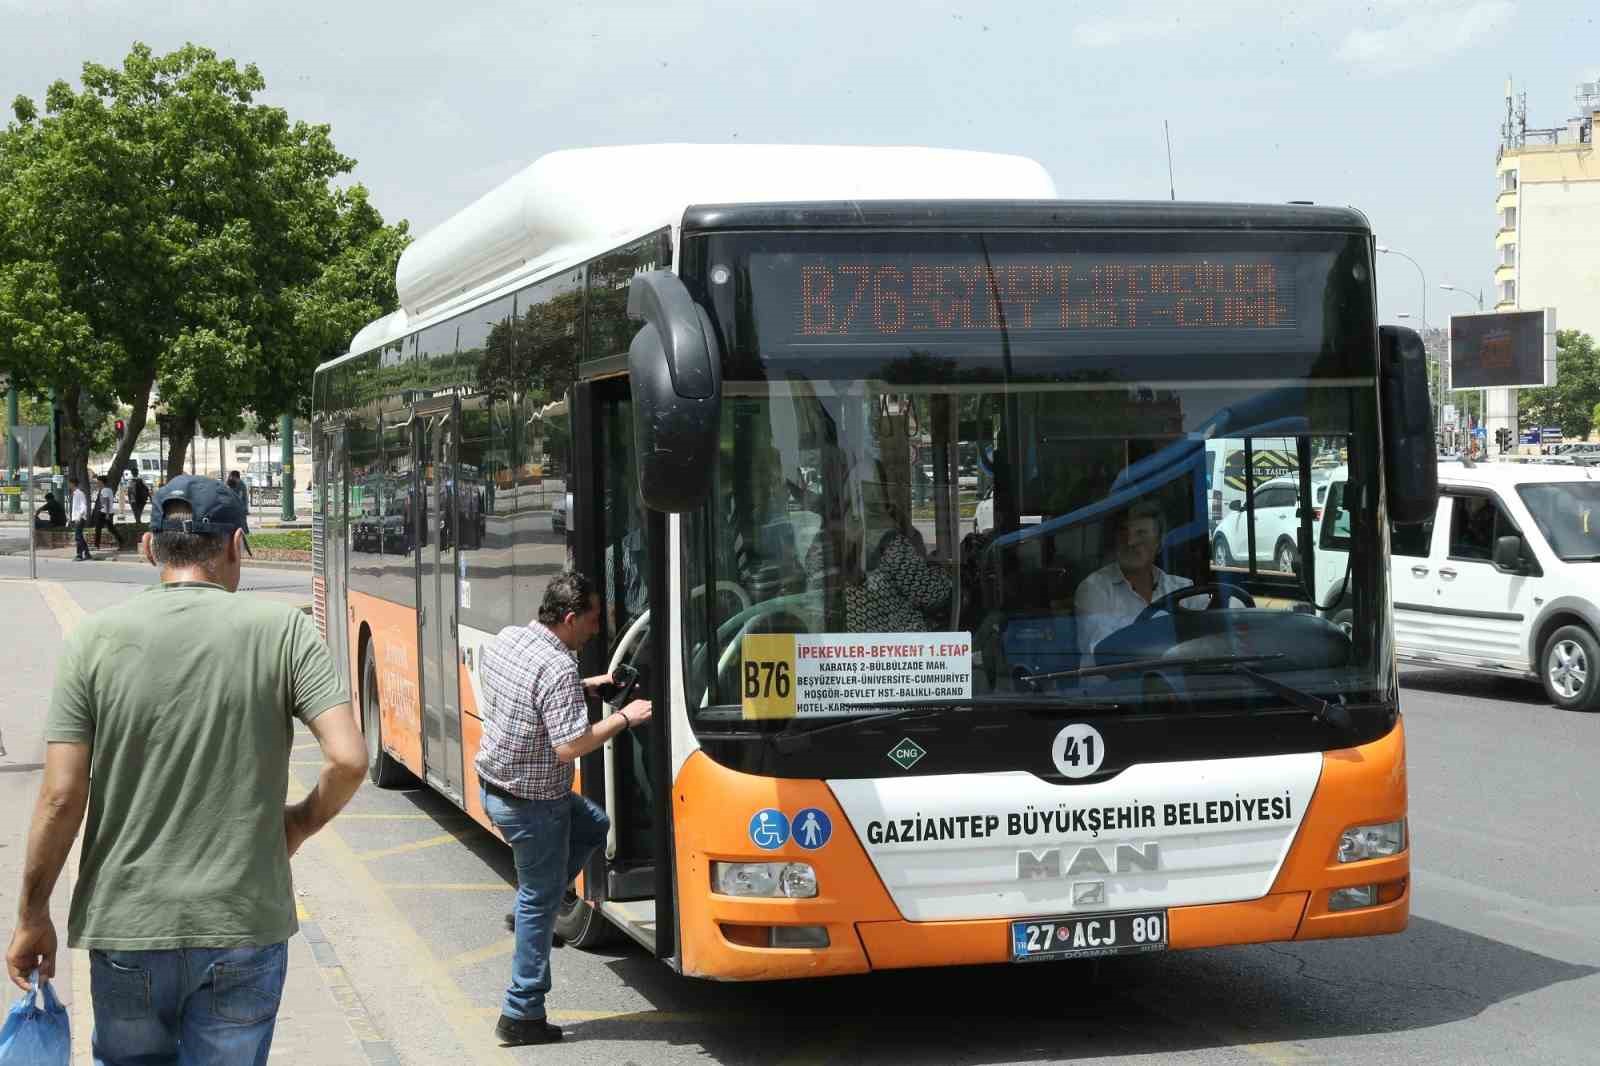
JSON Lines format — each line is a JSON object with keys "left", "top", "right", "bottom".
{"left": 1337, "top": 2, "right": 1515, "bottom": 70}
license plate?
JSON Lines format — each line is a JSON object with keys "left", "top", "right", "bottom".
{"left": 1010, "top": 910, "right": 1168, "bottom": 962}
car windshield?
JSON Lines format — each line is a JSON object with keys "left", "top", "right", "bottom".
{"left": 679, "top": 229, "right": 1388, "bottom": 731}
{"left": 1517, "top": 481, "right": 1600, "bottom": 560}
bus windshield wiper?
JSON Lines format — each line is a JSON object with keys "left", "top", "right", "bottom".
{"left": 1017, "top": 653, "right": 1352, "bottom": 732}
{"left": 1014, "top": 653, "right": 1285, "bottom": 689}
{"left": 1181, "top": 658, "right": 1354, "bottom": 732}
{"left": 769, "top": 697, "right": 1118, "bottom": 754}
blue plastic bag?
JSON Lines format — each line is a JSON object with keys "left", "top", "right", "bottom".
{"left": 0, "top": 970, "right": 71, "bottom": 1065}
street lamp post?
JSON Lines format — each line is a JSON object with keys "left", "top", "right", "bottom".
{"left": 1377, "top": 245, "right": 1442, "bottom": 441}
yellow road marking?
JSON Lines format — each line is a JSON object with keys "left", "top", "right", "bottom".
{"left": 337, "top": 813, "right": 448, "bottom": 821}
{"left": 35, "top": 579, "right": 86, "bottom": 635}
{"left": 28, "top": 580, "right": 92, "bottom": 1064}
{"left": 355, "top": 832, "right": 461, "bottom": 861}
{"left": 447, "top": 936, "right": 516, "bottom": 969}
{"left": 288, "top": 767, "right": 517, "bottom": 1064}
{"left": 383, "top": 882, "right": 511, "bottom": 892}
{"left": 297, "top": 901, "right": 311, "bottom": 921}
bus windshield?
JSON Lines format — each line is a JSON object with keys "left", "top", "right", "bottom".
{"left": 681, "top": 228, "right": 1386, "bottom": 731}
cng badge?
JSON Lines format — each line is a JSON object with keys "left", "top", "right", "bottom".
{"left": 887, "top": 737, "right": 927, "bottom": 770}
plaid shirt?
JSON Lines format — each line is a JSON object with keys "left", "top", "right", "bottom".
{"left": 474, "top": 622, "right": 589, "bottom": 799}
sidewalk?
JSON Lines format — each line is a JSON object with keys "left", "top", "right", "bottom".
{"left": 0, "top": 542, "right": 313, "bottom": 571}
{"left": 0, "top": 577, "right": 365, "bottom": 1064}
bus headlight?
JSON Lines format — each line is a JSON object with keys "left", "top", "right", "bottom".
{"left": 712, "top": 862, "right": 818, "bottom": 898}
{"left": 1337, "top": 819, "right": 1406, "bottom": 863}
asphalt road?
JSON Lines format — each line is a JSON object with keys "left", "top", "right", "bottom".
{"left": 3, "top": 558, "right": 1596, "bottom": 1065}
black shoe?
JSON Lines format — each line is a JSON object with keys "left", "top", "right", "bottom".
{"left": 496, "top": 1015, "right": 562, "bottom": 1046}
{"left": 504, "top": 912, "right": 565, "bottom": 947}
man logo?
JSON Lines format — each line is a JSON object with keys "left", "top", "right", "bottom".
{"left": 1073, "top": 881, "right": 1106, "bottom": 906}
{"left": 1016, "top": 843, "right": 1161, "bottom": 880}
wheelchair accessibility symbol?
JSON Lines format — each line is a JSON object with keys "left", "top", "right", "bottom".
{"left": 748, "top": 808, "right": 790, "bottom": 850}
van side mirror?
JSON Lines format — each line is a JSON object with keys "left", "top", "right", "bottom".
{"left": 1378, "top": 325, "right": 1438, "bottom": 525}
{"left": 626, "top": 271, "right": 723, "bottom": 513}
{"left": 1493, "top": 534, "right": 1524, "bottom": 572}
{"left": 1228, "top": 499, "right": 1243, "bottom": 513}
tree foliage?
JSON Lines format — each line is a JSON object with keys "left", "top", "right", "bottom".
{"left": 0, "top": 42, "right": 407, "bottom": 482}
{"left": 1517, "top": 330, "right": 1599, "bottom": 441}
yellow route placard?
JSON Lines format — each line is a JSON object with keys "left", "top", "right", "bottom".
{"left": 739, "top": 633, "right": 797, "bottom": 719}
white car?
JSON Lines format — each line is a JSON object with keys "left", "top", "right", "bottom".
{"left": 1212, "top": 474, "right": 1331, "bottom": 574}
{"left": 1322, "top": 460, "right": 1600, "bottom": 711}
{"left": 972, "top": 488, "right": 994, "bottom": 534}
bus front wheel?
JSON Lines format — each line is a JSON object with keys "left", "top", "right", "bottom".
{"left": 555, "top": 888, "right": 620, "bottom": 948}
{"left": 362, "top": 647, "right": 413, "bottom": 788}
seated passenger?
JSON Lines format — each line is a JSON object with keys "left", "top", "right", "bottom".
{"left": 1075, "top": 501, "right": 1192, "bottom": 657}
{"left": 806, "top": 519, "right": 952, "bottom": 633}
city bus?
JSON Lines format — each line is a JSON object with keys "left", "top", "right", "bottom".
{"left": 311, "top": 144, "right": 1436, "bottom": 979}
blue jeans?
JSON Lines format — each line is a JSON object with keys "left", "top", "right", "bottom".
{"left": 480, "top": 786, "right": 610, "bottom": 1022}
{"left": 87, "top": 943, "right": 287, "bottom": 1066}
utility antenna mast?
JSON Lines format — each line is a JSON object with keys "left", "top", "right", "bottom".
{"left": 1164, "top": 120, "right": 1176, "bottom": 201}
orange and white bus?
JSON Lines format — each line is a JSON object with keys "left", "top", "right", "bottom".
{"left": 311, "top": 144, "right": 1436, "bottom": 978}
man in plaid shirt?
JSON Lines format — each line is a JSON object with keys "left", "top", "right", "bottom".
{"left": 475, "top": 570, "right": 651, "bottom": 1047}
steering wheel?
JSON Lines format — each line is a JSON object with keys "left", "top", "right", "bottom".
{"left": 1135, "top": 583, "right": 1255, "bottom": 624}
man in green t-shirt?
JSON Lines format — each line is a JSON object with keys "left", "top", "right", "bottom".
{"left": 5, "top": 475, "right": 369, "bottom": 1065}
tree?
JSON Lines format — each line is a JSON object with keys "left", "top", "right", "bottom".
{"left": 0, "top": 43, "right": 407, "bottom": 485}
{"left": 1517, "top": 330, "right": 1599, "bottom": 442}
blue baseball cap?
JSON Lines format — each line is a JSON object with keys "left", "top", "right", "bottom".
{"left": 150, "top": 475, "right": 251, "bottom": 550}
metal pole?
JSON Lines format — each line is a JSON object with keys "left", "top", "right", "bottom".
{"left": 280, "top": 412, "right": 296, "bottom": 521}
{"left": 27, "top": 462, "right": 36, "bottom": 580}
{"left": 6, "top": 387, "right": 18, "bottom": 515}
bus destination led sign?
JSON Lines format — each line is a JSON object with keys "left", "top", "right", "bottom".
{"left": 774, "top": 255, "right": 1299, "bottom": 340}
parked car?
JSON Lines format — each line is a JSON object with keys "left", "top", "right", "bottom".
{"left": 551, "top": 491, "right": 572, "bottom": 536}
{"left": 1211, "top": 473, "right": 1332, "bottom": 574}
{"left": 1321, "top": 460, "right": 1600, "bottom": 711}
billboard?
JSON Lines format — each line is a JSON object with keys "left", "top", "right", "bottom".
{"left": 1449, "top": 308, "right": 1557, "bottom": 389}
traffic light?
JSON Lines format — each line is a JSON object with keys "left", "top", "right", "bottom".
{"left": 114, "top": 418, "right": 126, "bottom": 440}
{"left": 1495, "top": 427, "right": 1510, "bottom": 452}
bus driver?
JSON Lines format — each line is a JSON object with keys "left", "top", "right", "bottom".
{"left": 1074, "top": 501, "right": 1193, "bottom": 658}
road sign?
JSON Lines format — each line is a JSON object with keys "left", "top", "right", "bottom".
{"left": 1443, "top": 404, "right": 1457, "bottom": 425}
{"left": 8, "top": 425, "right": 48, "bottom": 581}
{"left": 1521, "top": 428, "right": 1541, "bottom": 445}
{"left": 1543, "top": 427, "right": 1563, "bottom": 445}
{"left": 9, "top": 424, "right": 50, "bottom": 465}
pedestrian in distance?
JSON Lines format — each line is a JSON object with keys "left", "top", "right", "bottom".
{"left": 129, "top": 471, "right": 151, "bottom": 524}
{"left": 475, "top": 570, "right": 651, "bottom": 1047}
{"left": 92, "top": 474, "right": 125, "bottom": 550}
{"left": 33, "top": 490, "right": 66, "bottom": 530}
{"left": 68, "top": 476, "right": 90, "bottom": 560}
{"left": 226, "top": 469, "right": 252, "bottom": 536}
{"left": 4, "top": 474, "right": 369, "bottom": 1065}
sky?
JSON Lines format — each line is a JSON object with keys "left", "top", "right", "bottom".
{"left": 2, "top": 0, "right": 1596, "bottom": 329}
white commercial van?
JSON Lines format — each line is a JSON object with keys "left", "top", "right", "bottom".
{"left": 1320, "top": 460, "right": 1600, "bottom": 711}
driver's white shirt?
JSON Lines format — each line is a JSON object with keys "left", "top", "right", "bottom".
{"left": 1074, "top": 562, "right": 1193, "bottom": 658}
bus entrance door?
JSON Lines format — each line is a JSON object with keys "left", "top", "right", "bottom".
{"left": 415, "top": 402, "right": 465, "bottom": 805}
{"left": 583, "top": 378, "right": 657, "bottom": 903}
{"left": 318, "top": 424, "right": 349, "bottom": 689}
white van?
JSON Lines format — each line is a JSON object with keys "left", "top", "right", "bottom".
{"left": 1321, "top": 461, "right": 1600, "bottom": 711}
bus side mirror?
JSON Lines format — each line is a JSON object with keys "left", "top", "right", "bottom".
{"left": 626, "top": 271, "right": 722, "bottom": 513}
{"left": 1379, "top": 325, "right": 1438, "bottom": 525}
